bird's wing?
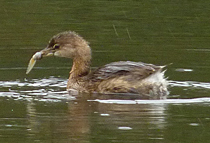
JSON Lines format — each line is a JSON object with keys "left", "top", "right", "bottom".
{"left": 89, "top": 61, "right": 164, "bottom": 82}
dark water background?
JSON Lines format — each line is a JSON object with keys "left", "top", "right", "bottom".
{"left": 0, "top": 0, "right": 210, "bottom": 142}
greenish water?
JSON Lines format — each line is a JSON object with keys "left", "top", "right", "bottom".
{"left": 0, "top": 0, "right": 210, "bottom": 142}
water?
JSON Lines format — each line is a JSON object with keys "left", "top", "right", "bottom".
{"left": 1, "top": 0, "right": 210, "bottom": 142}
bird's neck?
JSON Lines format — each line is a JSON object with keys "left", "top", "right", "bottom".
{"left": 69, "top": 56, "right": 91, "bottom": 80}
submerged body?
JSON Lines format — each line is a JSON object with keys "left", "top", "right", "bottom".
{"left": 26, "top": 31, "right": 168, "bottom": 99}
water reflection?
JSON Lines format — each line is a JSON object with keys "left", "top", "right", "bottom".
{"left": 23, "top": 93, "right": 210, "bottom": 143}
{"left": 24, "top": 95, "right": 167, "bottom": 142}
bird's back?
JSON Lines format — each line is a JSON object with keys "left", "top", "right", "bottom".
{"left": 88, "top": 61, "right": 168, "bottom": 99}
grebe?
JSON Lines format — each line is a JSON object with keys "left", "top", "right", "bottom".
{"left": 26, "top": 31, "right": 168, "bottom": 99}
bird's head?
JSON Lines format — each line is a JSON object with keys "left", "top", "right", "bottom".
{"left": 26, "top": 31, "right": 91, "bottom": 74}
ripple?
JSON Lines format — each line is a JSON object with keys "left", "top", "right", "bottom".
{"left": 0, "top": 78, "right": 210, "bottom": 102}
{"left": 189, "top": 123, "right": 200, "bottom": 126}
{"left": 118, "top": 126, "right": 132, "bottom": 130}
{"left": 91, "top": 97, "right": 210, "bottom": 104}
{"left": 175, "top": 68, "right": 193, "bottom": 72}
{"left": 0, "top": 77, "right": 72, "bottom": 101}
{"left": 169, "top": 80, "right": 210, "bottom": 89}
{"left": 100, "top": 114, "right": 110, "bottom": 116}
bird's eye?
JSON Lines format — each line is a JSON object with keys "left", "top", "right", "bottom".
{"left": 53, "top": 44, "right": 60, "bottom": 49}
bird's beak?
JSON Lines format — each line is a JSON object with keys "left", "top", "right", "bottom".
{"left": 26, "top": 48, "right": 54, "bottom": 74}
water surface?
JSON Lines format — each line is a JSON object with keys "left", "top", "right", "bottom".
{"left": 0, "top": 0, "right": 210, "bottom": 142}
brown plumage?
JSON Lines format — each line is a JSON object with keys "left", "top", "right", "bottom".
{"left": 26, "top": 31, "right": 168, "bottom": 99}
